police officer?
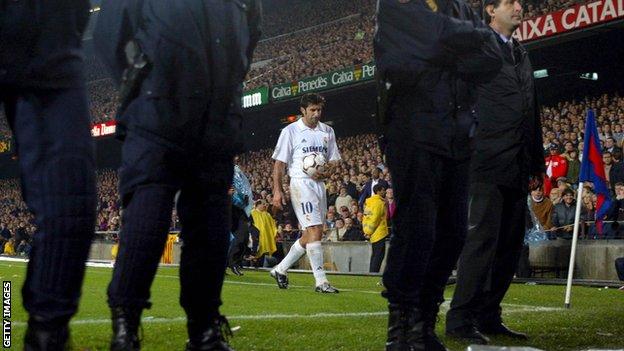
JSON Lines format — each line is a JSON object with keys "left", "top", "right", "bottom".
{"left": 1, "top": 1, "right": 96, "bottom": 349}
{"left": 446, "top": 0, "right": 543, "bottom": 343}
{"left": 374, "top": 0, "right": 502, "bottom": 350}
{"left": 94, "top": 0, "right": 261, "bottom": 349}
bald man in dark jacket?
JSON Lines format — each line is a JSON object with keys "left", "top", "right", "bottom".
{"left": 375, "top": 0, "right": 502, "bottom": 350}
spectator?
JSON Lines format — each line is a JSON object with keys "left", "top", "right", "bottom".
{"left": 613, "top": 124, "right": 624, "bottom": 145}
{"left": 550, "top": 187, "right": 563, "bottom": 205}
{"left": 566, "top": 150, "right": 581, "bottom": 185}
{"left": 327, "top": 184, "right": 339, "bottom": 208}
{"left": 3, "top": 238, "right": 15, "bottom": 256}
{"left": 282, "top": 222, "right": 301, "bottom": 241}
{"left": 556, "top": 177, "right": 571, "bottom": 193}
{"left": 14, "top": 221, "right": 29, "bottom": 243}
{"left": 16, "top": 239, "right": 32, "bottom": 256}
{"left": 358, "top": 167, "right": 388, "bottom": 209}
{"left": 335, "top": 186, "right": 353, "bottom": 213}
{"left": 603, "top": 151, "right": 614, "bottom": 187}
{"left": 335, "top": 218, "right": 347, "bottom": 240}
{"left": 604, "top": 137, "right": 622, "bottom": 154}
{"left": 610, "top": 152, "right": 624, "bottom": 190}
{"left": 530, "top": 185, "right": 554, "bottom": 230}
{"left": 544, "top": 144, "right": 568, "bottom": 196}
{"left": 341, "top": 217, "right": 366, "bottom": 241}
{"left": 251, "top": 200, "right": 278, "bottom": 261}
{"left": 552, "top": 188, "right": 576, "bottom": 239}
{"left": 0, "top": 222, "right": 10, "bottom": 241}
{"left": 341, "top": 175, "right": 359, "bottom": 200}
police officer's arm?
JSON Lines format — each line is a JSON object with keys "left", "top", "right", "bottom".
{"left": 376, "top": 0, "right": 491, "bottom": 64}
{"left": 245, "top": 0, "right": 263, "bottom": 68}
{"left": 530, "top": 85, "right": 547, "bottom": 178}
{"left": 94, "top": 0, "right": 144, "bottom": 84}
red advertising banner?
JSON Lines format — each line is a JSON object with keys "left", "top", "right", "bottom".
{"left": 514, "top": 0, "right": 624, "bottom": 42}
{"left": 91, "top": 120, "right": 117, "bottom": 138}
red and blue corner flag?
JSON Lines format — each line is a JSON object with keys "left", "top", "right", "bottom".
{"left": 580, "top": 109, "right": 612, "bottom": 233}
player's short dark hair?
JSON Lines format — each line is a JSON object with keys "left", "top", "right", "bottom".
{"left": 300, "top": 93, "right": 325, "bottom": 109}
{"left": 482, "top": 0, "right": 503, "bottom": 24}
{"left": 373, "top": 184, "right": 386, "bottom": 194}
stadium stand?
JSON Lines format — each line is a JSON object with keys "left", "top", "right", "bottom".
{"left": 0, "top": 0, "right": 621, "bottom": 253}
{"left": 3, "top": 90, "right": 624, "bottom": 256}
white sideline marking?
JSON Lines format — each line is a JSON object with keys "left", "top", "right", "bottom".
{"left": 12, "top": 312, "right": 388, "bottom": 327}
{"left": 11, "top": 304, "right": 561, "bottom": 327}
{"left": 1, "top": 259, "right": 563, "bottom": 328}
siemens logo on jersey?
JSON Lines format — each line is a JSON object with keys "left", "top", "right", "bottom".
{"left": 302, "top": 146, "right": 327, "bottom": 153}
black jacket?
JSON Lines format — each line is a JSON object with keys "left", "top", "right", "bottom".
{"left": 0, "top": 0, "right": 90, "bottom": 88}
{"left": 470, "top": 29, "right": 544, "bottom": 190}
{"left": 552, "top": 202, "right": 576, "bottom": 228}
{"left": 609, "top": 161, "right": 624, "bottom": 189}
{"left": 341, "top": 227, "right": 366, "bottom": 241}
{"left": 374, "top": 0, "right": 502, "bottom": 160}
{"left": 94, "top": 0, "right": 261, "bottom": 151}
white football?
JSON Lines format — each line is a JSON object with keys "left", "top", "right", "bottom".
{"left": 302, "top": 153, "right": 326, "bottom": 177}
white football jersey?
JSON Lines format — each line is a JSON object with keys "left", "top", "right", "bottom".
{"left": 272, "top": 118, "right": 341, "bottom": 179}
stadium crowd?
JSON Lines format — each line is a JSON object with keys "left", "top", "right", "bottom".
{"left": 533, "top": 93, "right": 624, "bottom": 239}
{"left": 3, "top": 90, "right": 624, "bottom": 258}
{"left": 0, "top": 0, "right": 600, "bottom": 134}
{"left": 245, "top": 13, "right": 374, "bottom": 90}
{"left": 0, "top": 0, "right": 619, "bottom": 257}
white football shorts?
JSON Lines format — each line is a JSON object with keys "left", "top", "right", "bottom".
{"left": 289, "top": 177, "right": 327, "bottom": 230}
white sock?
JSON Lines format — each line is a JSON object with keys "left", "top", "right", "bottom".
{"left": 306, "top": 241, "right": 328, "bottom": 286}
{"left": 275, "top": 239, "right": 306, "bottom": 274}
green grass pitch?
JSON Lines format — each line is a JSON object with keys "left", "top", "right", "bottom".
{"left": 1, "top": 261, "right": 623, "bottom": 350}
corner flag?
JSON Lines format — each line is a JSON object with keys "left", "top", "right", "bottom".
{"left": 579, "top": 109, "right": 612, "bottom": 233}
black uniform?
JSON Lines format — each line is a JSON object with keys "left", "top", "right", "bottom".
{"left": 1, "top": 1, "right": 96, "bottom": 348}
{"left": 374, "top": 0, "right": 501, "bottom": 349}
{"left": 94, "top": 0, "right": 260, "bottom": 349}
{"left": 229, "top": 206, "right": 252, "bottom": 272}
{"left": 446, "top": 28, "right": 544, "bottom": 333}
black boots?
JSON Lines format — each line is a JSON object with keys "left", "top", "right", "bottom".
{"left": 386, "top": 304, "right": 425, "bottom": 351}
{"left": 110, "top": 307, "right": 142, "bottom": 351}
{"left": 24, "top": 316, "right": 70, "bottom": 351}
{"left": 185, "top": 316, "right": 235, "bottom": 351}
{"left": 422, "top": 308, "right": 449, "bottom": 351}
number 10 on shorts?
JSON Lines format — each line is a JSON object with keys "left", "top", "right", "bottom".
{"left": 301, "top": 202, "right": 313, "bottom": 214}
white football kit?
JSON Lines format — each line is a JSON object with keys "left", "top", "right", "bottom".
{"left": 272, "top": 118, "right": 341, "bottom": 229}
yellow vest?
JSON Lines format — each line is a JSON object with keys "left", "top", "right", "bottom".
{"left": 362, "top": 194, "right": 389, "bottom": 243}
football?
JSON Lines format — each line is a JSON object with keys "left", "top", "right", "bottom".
{"left": 302, "top": 153, "right": 326, "bottom": 177}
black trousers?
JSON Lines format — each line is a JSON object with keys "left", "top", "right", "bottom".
{"left": 1, "top": 87, "right": 96, "bottom": 322}
{"left": 107, "top": 111, "right": 235, "bottom": 321}
{"left": 369, "top": 239, "right": 386, "bottom": 273}
{"left": 382, "top": 144, "right": 469, "bottom": 314}
{"left": 228, "top": 209, "right": 250, "bottom": 268}
{"left": 446, "top": 182, "right": 526, "bottom": 330}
